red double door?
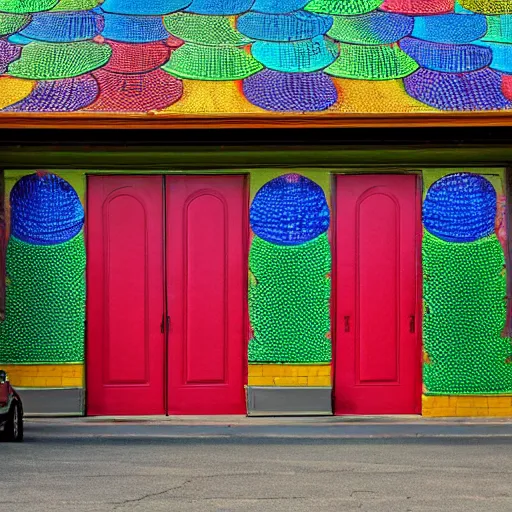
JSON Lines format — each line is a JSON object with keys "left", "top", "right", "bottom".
{"left": 86, "top": 175, "right": 247, "bottom": 416}
{"left": 86, "top": 173, "right": 420, "bottom": 417}
{"left": 334, "top": 175, "right": 421, "bottom": 415}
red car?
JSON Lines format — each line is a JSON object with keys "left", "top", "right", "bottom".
{"left": 0, "top": 369, "right": 23, "bottom": 442}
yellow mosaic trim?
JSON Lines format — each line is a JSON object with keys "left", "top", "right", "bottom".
{"left": 422, "top": 395, "right": 512, "bottom": 417}
{"left": 248, "top": 364, "right": 331, "bottom": 387}
{"left": 1, "top": 364, "right": 84, "bottom": 388}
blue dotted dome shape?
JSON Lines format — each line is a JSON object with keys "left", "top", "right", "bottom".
{"left": 250, "top": 173, "right": 330, "bottom": 245}
{"left": 19, "top": 11, "right": 103, "bottom": 43}
{"left": 251, "top": 0, "right": 308, "bottom": 13}
{"left": 400, "top": 37, "right": 492, "bottom": 74}
{"left": 185, "top": 0, "right": 255, "bottom": 15}
{"left": 411, "top": 14, "right": 487, "bottom": 45}
{"left": 237, "top": 11, "right": 333, "bottom": 42}
{"left": 99, "top": 11, "right": 169, "bottom": 43}
{"left": 10, "top": 172, "right": 84, "bottom": 246}
{"left": 423, "top": 173, "right": 496, "bottom": 243}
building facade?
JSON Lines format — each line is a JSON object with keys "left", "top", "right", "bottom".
{"left": 0, "top": 0, "right": 511, "bottom": 417}
{"left": 0, "top": 162, "right": 511, "bottom": 418}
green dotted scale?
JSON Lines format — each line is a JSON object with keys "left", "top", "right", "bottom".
{"left": 50, "top": 0, "right": 101, "bottom": 10}
{"left": 0, "top": 12, "right": 30, "bottom": 36}
{"left": 0, "top": 234, "right": 86, "bottom": 364}
{"left": 7, "top": 41, "right": 112, "bottom": 80}
{"left": 0, "top": 0, "right": 57, "bottom": 14}
{"left": 305, "top": 0, "right": 383, "bottom": 15}
{"left": 248, "top": 233, "right": 331, "bottom": 363}
{"left": 163, "top": 13, "right": 251, "bottom": 46}
{"left": 423, "top": 231, "right": 512, "bottom": 394}
{"left": 325, "top": 43, "right": 419, "bottom": 80}
{"left": 162, "top": 42, "right": 263, "bottom": 81}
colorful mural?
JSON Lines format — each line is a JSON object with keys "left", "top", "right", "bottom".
{"left": 422, "top": 172, "right": 512, "bottom": 394}
{"left": 0, "top": 172, "right": 86, "bottom": 365}
{"left": 248, "top": 173, "right": 331, "bottom": 363}
{"left": 0, "top": 0, "right": 511, "bottom": 113}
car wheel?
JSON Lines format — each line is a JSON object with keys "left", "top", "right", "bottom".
{"left": 2, "top": 403, "right": 23, "bottom": 442}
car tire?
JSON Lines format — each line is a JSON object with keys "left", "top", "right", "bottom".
{"left": 2, "top": 402, "right": 23, "bottom": 442}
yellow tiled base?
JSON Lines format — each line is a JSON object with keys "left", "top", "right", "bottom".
{"left": 248, "top": 364, "right": 331, "bottom": 387}
{"left": 422, "top": 395, "right": 512, "bottom": 417}
{"left": 1, "top": 364, "right": 84, "bottom": 388}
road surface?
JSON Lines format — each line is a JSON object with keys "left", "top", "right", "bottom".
{"left": 2, "top": 418, "right": 512, "bottom": 512}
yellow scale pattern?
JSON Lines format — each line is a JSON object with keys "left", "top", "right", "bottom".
{"left": 330, "top": 78, "right": 436, "bottom": 113}
{"left": 162, "top": 80, "right": 263, "bottom": 114}
{"left": 0, "top": 77, "right": 35, "bottom": 109}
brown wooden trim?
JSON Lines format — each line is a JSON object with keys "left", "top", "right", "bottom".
{"left": 1, "top": 111, "right": 512, "bottom": 129}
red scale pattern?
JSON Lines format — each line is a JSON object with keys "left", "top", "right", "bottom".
{"left": 103, "top": 40, "right": 172, "bottom": 74}
{"left": 86, "top": 68, "right": 183, "bottom": 111}
{"left": 381, "top": 0, "right": 455, "bottom": 14}
{"left": 502, "top": 75, "right": 512, "bottom": 101}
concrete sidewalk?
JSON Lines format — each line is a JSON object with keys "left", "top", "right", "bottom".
{"left": 25, "top": 413, "right": 512, "bottom": 424}
{"left": 24, "top": 414, "right": 512, "bottom": 439}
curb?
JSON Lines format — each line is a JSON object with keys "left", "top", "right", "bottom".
{"left": 24, "top": 415, "right": 512, "bottom": 426}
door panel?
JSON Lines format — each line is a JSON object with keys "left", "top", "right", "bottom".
{"left": 166, "top": 175, "right": 247, "bottom": 414}
{"left": 87, "top": 176, "right": 165, "bottom": 416}
{"left": 335, "top": 174, "right": 420, "bottom": 415}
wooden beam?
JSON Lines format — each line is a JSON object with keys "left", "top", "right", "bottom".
{"left": 0, "top": 111, "right": 511, "bottom": 129}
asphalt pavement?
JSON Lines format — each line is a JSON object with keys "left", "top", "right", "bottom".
{"left": 2, "top": 417, "right": 512, "bottom": 512}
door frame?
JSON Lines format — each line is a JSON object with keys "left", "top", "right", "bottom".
{"left": 331, "top": 172, "right": 424, "bottom": 415}
{"left": 84, "top": 173, "right": 250, "bottom": 416}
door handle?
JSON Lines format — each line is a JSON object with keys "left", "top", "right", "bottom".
{"left": 344, "top": 316, "right": 350, "bottom": 333}
{"left": 161, "top": 315, "right": 171, "bottom": 333}
{"left": 409, "top": 315, "right": 415, "bottom": 334}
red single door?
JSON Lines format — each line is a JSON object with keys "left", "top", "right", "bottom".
{"left": 87, "top": 176, "right": 165, "bottom": 416}
{"left": 166, "top": 175, "right": 247, "bottom": 414}
{"left": 334, "top": 175, "right": 421, "bottom": 415}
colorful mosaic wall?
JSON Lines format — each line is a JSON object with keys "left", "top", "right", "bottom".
{"left": 0, "top": 0, "right": 511, "bottom": 113}
{"left": 248, "top": 173, "right": 331, "bottom": 365}
{"left": 422, "top": 171, "right": 512, "bottom": 395}
{"left": 0, "top": 172, "right": 85, "bottom": 372}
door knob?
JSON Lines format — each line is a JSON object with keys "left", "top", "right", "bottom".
{"left": 409, "top": 315, "right": 415, "bottom": 333}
